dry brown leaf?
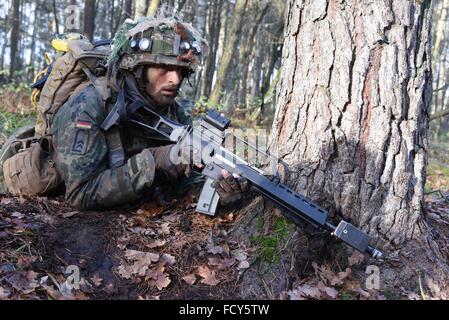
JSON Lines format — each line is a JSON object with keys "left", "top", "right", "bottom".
{"left": 151, "top": 273, "right": 171, "bottom": 290}
{"left": 197, "top": 266, "right": 220, "bottom": 286}
{"left": 238, "top": 260, "right": 250, "bottom": 270}
{"left": 208, "top": 257, "right": 236, "bottom": 270}
{"left": 348, "top": 251, "right": 365, "bottom": 266}
{"left": 162, "top": 253, "right": 176, "bottom": 266}
{"left": 145, "top": 263, "right": 166, "bottom": 280}
{"left": 158, "top": 222, "right": 171, "bottom": 235}
{"left": 182, "top": 274, "right": 197, "bottom": 285}
{"left": 220, "top": 242, "right": 230, "bottom": 256}
{"left": 0, "top": 286, "right": 10, "bottom": 299}
{"left": 125, "top": 250, "right": 159, "bottom": 263}
{"left": 231, "top": 249, "right": 248, "bottom": 261}
{"left": 288, "top": 284, "right": 322, "bottom": 300}
{"left": 317, "top": 282, "right": 339, "bottom": 299}
{"left": 147, "top": 240, "right": 166, "bottom": 249}
{"left": 138, "top": 207, "right": 165, "bottom": 218}
{"left": 172, "top": 240, "right": 186, "bottom": 250}
{"left": 117, "top": 265, "right": 132, "bottom": 279}
{"left": 5, "top": 271, "right": 39, "bottom": 294}
{"left": 90, "top": 273, "right": 103, "bottom": 287}
{"left": 62, "top": 211, "right": 78, "bottom": 218}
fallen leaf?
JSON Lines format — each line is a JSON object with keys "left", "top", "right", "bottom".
{"left": 162, "top": 253, "right": 176, "bottom": 265}
{"left": 90, "top": 274, "right": 103, "bottom": 287}
{"left": 206, "top": 233, "right": 223, "bottom": 255}
{"left": 1, "top": 198, "right": 15, "bottom": 205}
{"left": 117, "top": 265, "right": 132, "bottom": 279}
{"left": 317, "top": 282, "right": 339, "bottom": 299}
{"left": 220, "top": 242, "right": 230, "bottom": 256}
{"left": 172, "top": 240, "right": 186, "bottom": 250}
{"left": 231, "top": 249, "right": 248, "bottom": 261}
{"left": 208, "top": 257, "right": 236, "bottom": 270}
{"left": 145, "top": 263, "right": 166, "bottom": 281}
{"left": 16, "top": 255, "right": 37, "bottom": 268}
{"left": 197, "top": 266, "right": 220, "bottom": 286}
{"left": 348, "top": 251, "right": 365, "bottom": 266}
{"left": 5, "top": 271, "right": 39, "bottom": 294}
{"left": 158, "top": 222, "right": 171, "bottom": 235}
{"left": 11, "top": 211, "right": 24, "bottom": 219}
{"left": 151, "top": 273, "right": 171, "bottom": 290}
{"left": 0, "top": 286, "right": 10, "bottom": 299}
{"left": 79, "top": 278, "right": 94, "bottom": 293}
{"left": 62, "top": 211, "right": 78, "bottom": 218}
{"left": 182, "top": 274, "right": 197, "bottom": 285}
{"left": 138, "top": 207, "right": 165, "bottom": 218}
{"left": 288, "top": 284, "right": 322, "bottom": 300}
{"left": 147, "top": 240, "right": 166, "bottom": 249}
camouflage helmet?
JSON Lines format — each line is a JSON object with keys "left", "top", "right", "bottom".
{"left": 108, "top": 15, "right": 208, "bottom": 77}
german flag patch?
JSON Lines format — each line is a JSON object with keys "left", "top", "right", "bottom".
{"left": 75, "top": 120, "right": 93, "bottom": 130}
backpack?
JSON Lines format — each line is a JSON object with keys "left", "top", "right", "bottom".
{"left": 0, "top": 34, "right": 111, "bottom": 196}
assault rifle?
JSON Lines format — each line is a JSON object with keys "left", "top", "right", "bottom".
{"left": 103, "top": 104, "right": 382, "bottom": 258}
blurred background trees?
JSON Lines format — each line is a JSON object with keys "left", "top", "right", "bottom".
{"left": 0, "top": 0, "right": 286, "bottom": 128}
{"left": 0, "top": 0, "right": 448, "bottom": 155}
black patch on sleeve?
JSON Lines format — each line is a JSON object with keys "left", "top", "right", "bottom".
{"left": 71, "top": 129, "right": 89, "bottom": 155}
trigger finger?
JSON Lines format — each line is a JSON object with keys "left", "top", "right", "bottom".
{"left": 225, "top": 174, "right": 241, "bottom": 192}
{"left": 237, "top": 176, "right": 249, "bottom": 192}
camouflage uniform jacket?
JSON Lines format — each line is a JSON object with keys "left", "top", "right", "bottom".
{"left": 52, "top": 84, "right": 192, "bottom": 210}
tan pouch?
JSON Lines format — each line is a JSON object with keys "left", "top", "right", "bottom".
{"left": 3, "top": 137, "right": 62, "bottom": 196}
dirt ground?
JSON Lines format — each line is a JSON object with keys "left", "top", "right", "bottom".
{"left": 1, "top": 186, "right": 449, "bottom": 300}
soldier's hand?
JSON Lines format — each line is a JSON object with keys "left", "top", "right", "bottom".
{"left": 211, "top": 169, "right": 249, "bottom": 206}
{"left": 150, "top": 145, "right": 190, "bottom": 178}
{"left": 150, "top": 142, "right": 201, "bottom": 179}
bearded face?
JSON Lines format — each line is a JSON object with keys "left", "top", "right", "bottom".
{"left": 144, "top": 65, "right": 184, "bottom": 108}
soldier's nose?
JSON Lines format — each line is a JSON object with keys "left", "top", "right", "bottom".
{"left": 167, "top": 70, "right": 182, "bottom": 85}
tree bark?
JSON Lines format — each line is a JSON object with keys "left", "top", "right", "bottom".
{"left": 9, "top": 0, "right": 20, "bottom": 81}
{"left": 84, "top": 0, "right": 96, "bottom": 41}
{"left": 134, "top": 0, "right": 148, "bottom": 20}
{"left": 231, "top": 0, "right": 449, "bottom": 299}
{"left": 122, "top": 0, "right": 133, "bottom": 20}
{"left": 52, "top": 0, "right": 60, "bottom": 35}
{"left": 210, "top": 0, "right": 248, "bottom": 104}
{"left": 146, "top": 0, "right": 160, "bottom": 16}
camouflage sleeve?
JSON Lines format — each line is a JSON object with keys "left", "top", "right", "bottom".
{"left": 52, "top": 86, "right": 156, "bottom": 210}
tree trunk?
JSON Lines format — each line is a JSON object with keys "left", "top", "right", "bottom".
{"left": 196, "top": 0, "right": 222, "bottom": 100}
{"left": 134, "top": 0, "right": 148, "bottom": 20}
{"left": 52, "top": 0, "right": 60, "bottom": 35}
{"left": 210, "top": 0, "right": 248, "bottom": 104}
{"left": 231, "top": 0, "right": 449, "bottom": 299}
{"left": 28, "top": 5, "right": 39, "bottom": 82}
{"left": 84, "top": 0, "right": 96, "bottom": 41}
{"left": 9, "top": 0, "right": 20, "bottom": 81}
{"left": 146, "top": 0, "right": 160, "bottom": 16}
{"left": 122, "top": 0, "right": 133, "bottom": 20}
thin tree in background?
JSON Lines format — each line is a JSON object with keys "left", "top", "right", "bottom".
{"left": 9, "top": 0, "right": 20, "bottom": 81}
{"left": 147, "top": 0, "right": 160, "bottom": 16}
{"left": 134, "top": 0, "right": 147, "bottom": 19}
{"left": 209, "top": 0, "right": 248, "bottom": 104}
{"left": 84, "top": 0, "right": 96, "bottom": 41}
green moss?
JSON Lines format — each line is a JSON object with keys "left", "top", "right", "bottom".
{"left": 382, "top": 288, "right": 398, "bottom": 300}
{"left": 251, "top": 214, "right": 294, "bottom": 264}
{"left": 339, "top": 290, "right": 357, "bottom": 300}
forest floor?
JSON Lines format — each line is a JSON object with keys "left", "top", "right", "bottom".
{"left": 0, "top": 168, "right": 448, "bottom": 300}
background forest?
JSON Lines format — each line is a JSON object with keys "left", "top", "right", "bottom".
{"left": 0, "top": 0, "right": 284, "bottom": 133}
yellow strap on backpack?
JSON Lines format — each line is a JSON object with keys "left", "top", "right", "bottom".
{"left": 51, "top": 33, "right": 85, "bottom": 53}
